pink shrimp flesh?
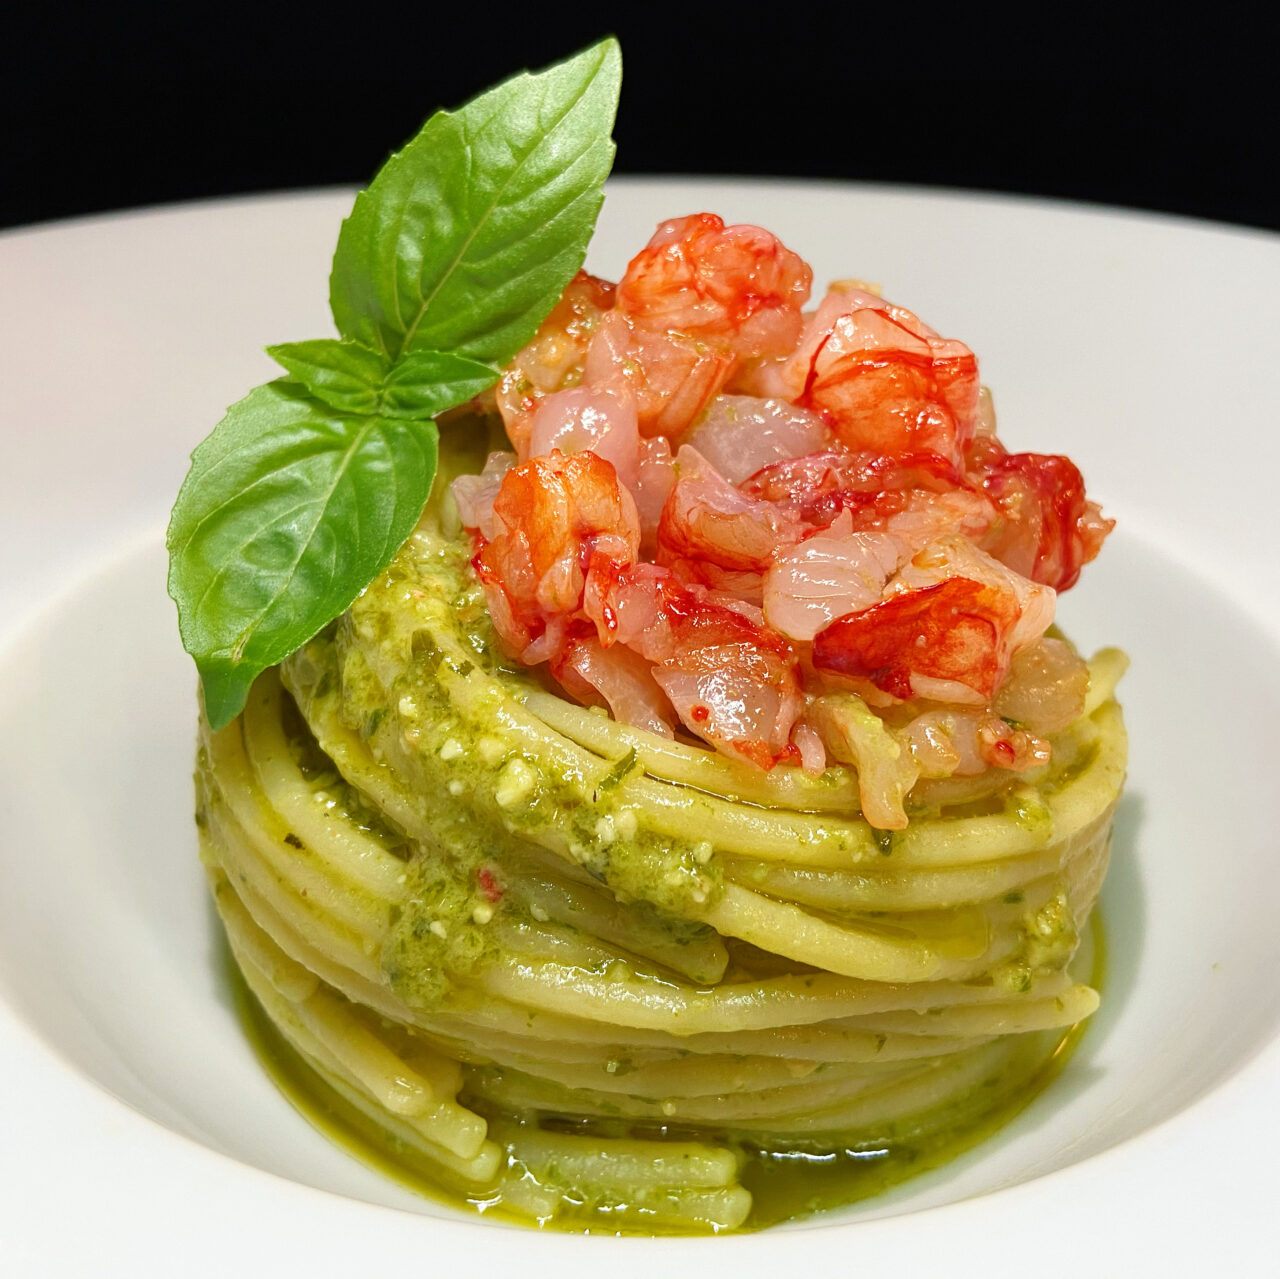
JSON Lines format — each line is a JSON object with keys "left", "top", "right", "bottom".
{"left": 472, "top": 451, "right": 640, "bottom": 659}
{"left": 583, "top": 559, "right": 802, "bottom": 767}
{"left": 616, "top": 213, "right": 813, "bottom": 360}
{"left": 658, "top": 446, "right": 808, "bottom": 577}
{"left": 783, "top": 288, "right": 980, "bottom": 463}
{"left": 973, "top": 448, "right": 1114, "bottom": 591}
{"left": 497, "top": 271, "right": 616, "bottom": 458}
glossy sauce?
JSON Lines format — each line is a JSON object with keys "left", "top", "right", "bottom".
{"left": 228, "top": 913, "right": 1104, "bottom": 1233}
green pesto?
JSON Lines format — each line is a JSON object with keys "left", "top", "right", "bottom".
{"left": 227, "top": 912, "right": 1106, "bottom": 1233}
{"left": 280, "top": 525, "right": 727, "bottom": 1014}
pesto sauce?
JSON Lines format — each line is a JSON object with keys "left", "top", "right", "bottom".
{"left": 227, "top": 913, "right": 1106, "bottom": 1234}
{"left": 285, "top": 536, "right": 724, "bottom": 1015}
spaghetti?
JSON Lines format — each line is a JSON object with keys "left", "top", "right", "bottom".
{"left": 196, "top": 462, "right": 1126, "bottom": 1231}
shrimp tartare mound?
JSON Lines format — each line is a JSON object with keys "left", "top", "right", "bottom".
{"left": 454, "top": 212, "right": 1113, "bottom": 829}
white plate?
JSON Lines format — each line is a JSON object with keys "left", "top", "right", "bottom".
{"left": 3, "top": 180, "right": 1280, "bottom": 1278}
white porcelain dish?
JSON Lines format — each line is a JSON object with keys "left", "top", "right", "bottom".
{"left": 3, "top": 179, "right": 1280, "bottom": 1278}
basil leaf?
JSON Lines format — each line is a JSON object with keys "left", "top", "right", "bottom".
{"left": 167, "top": 382, "right": 438, "bottom": 729}
{"left": 380, "top": 350, "right": 498, "bottom": 419}
{"left": 169, "top": 39, "right": 623, "bottom": 728}
{"left": 329, "top": 37, "right": 621, "bottom": 365}
{"left": 266, "top": 339, "right": 387, "bottom": 415}
{"left": 267, "top": 340, "right": 497, "bottom": 420}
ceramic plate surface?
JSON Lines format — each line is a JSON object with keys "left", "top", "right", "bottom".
{"left": 3, "top": 180, "right": 1280, "bottom": 1278}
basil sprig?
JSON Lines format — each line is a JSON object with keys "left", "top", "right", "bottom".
{"left": 167, "top": 39, "right": 621, "bottom": 729}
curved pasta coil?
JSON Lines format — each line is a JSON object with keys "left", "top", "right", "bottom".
{"left": 196, "top": 515, "right": 1126, "bottom": 1232}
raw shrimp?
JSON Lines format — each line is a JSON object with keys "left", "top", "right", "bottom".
{"left": 681, "top": 394, "right": 831, "bottom": 485}
{"left": 741, "top": 449, "right": 974, "bottom": 528}
{"left": 525, "top": 386, "right": 641, "bottom": 488}
{"left": 616, "top": 213, "right": 812, "bottom": 360}
{"left": 813, "top": 576, "right": 1021, "bottom": 705}
{"left": 584, "top": 311, "right": 734, "bottom": 439}
{"left": 991, "top": 636, "right": 1089, "bottom": 734}
{"left": 888, "top": 535, "right": 1055, "bottom": 656}
{"left": 658, "top": 446, "right": 807, "bottom": 580}
{"left": 811, "top": 537, "right": 1054, "bottom": 705}
{"left": 552, "top": 635, "right": 676, "bottom": 738}
{"left": 898, "top": 708, "right": 1051, "bottom": 777}
{"left": 763, "top": 510, "right": 906, "bottom": 641}
{"left": 451, "top": 451, "right": 515, "bottom": 540}
{"left": 496, "top": 271, "right": 615, "bottom": 457}
{"left": 782, "top": 287, "right": 980, "bottom": 463}
{"left": 471, "top": 451, "right": 640, "bottom": 660}
{"left": 973, "top": 448, "right": 1113, "bottom": 591}
{"left": 458, "top": 211, "right": 1111, "bottom": 793}
{"left": 567, "top": 214, "right": 813, "bottom": 441}
{"left": 761, "top": 488, "right": 997, "bottom": 642}
{"left": 583, "top": 559, "right": 803, "bottom": 767}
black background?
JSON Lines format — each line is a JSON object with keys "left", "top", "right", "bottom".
{"left": 4, "top": 5, "right": 1278, "bottom": 235}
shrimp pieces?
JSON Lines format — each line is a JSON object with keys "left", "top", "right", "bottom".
{"left": 742, "top": 449, "right": 973, "bottom": 528}
{"left": 584, "top": 561, "right": 803, "bottom": 767}
{"left": 585, "top": 311, "right": 734, "bottom": 439}
{"left": 552, "top": 635, "right": 675, "bottom": 738}
{"left": 763, "top": 510, "right": 906, "bottom": 642}
{"left": 575, "top": 214, "right": 813, "bottom": 441}
{"left": 783, "top": 288, "right": 980, "bottom": 462}
{"left": 814, "top": 576, "right": 1020, "bottom": 705}
{"left": 472, "top": 451, "right": 640, "bottom": 659}
{"left": 526, "top": 386, "right": 641, "bottom": 487}
{"left": 463, "top": 213, "right": 1111, "bottom": 782}
{"left": 658, "top": 446, "right": 807, "bottom": 578}
{"left": 617, "top": 213, "right": 813, "bottom": 359}
{"left": 812, "top": 536, "right": 1054, "bottom": 705}
{"left": 682, "top": 395, "right": 830, "bottom": 485}
{"left": 975, "top": 450, "right": 1114, "bottom": 591}
{"left": 451, "top": 451, "right": 515, "bottom": 540}
{"left": 496, "top": 271, "right": 616, "bottom": 457}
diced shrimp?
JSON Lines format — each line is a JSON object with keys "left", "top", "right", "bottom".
{"left": 682, "top": 395, "right": 831, "bottom": 485}
{"left": 470, "top": 220, "right": 1110, "bottom": 781}
{"left": 654, "top": 659, "right": 799, "bottom": 770}
{"left": 616, "top": 213, "right": 813, "bottom": 360}
{"left": 525, "top": 386, "right": 641, "bottom": 486}
{"left": 451, "top": 451, "right": 515, "bottom": 540}
{"left": 813, "top": 576, "right": 1021, "bottom": 705}
{"left": 897, "top": 711, "right": 963, "bottom": 777}
{"left": 974, "top": 449, "right": 1114, "bottom": 591}
{"left": 976, "top": 718, "right": 1052, "bottom": 771}
{"left": 888, "top": 535, "right": 1055, "bottom": 657}
{"left": 471, "top": 451, "right": 640, "bottom": 659}
{"left": 900, "top": 709, "right": 1051, "bottom": 777}
{"left": 583, "top": 560, "right": 802, "bottom": 767}
{"left": 882, "top": 487, "right": 995, "bottom": 547}
{"left": 991, "top": 637, "right": 1089, "bottom": 734}
{"left": 742, "top": 449, "right": 972, "bottom": 528}
{"left": 809, "top": 693, "right": 920, "bottom": 829}
{"left": 585, "top": 311, "right": 734, "bottom": 438}
{"left": 759, "top": 475, "right": 996, "bottom": 644}
{"left": 811, "top": 536, "right": 1053, "bottom": 704}
{"left": 763, "top": 510, "right": 907, "bottom": 642}
{"left": 657, "top": 446, "right": 807, "bottom": 577}
{"left": 782, "top": 288, "right": 980, "bottom": 462}
{"left": 496, "top": 271, "right": 615, "bottom": 456}
{"left": 552, "top": 634, "right": 675, "bottom": 738}
{"left": 791, "top": 718, "right": 827, "bottom": 776}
